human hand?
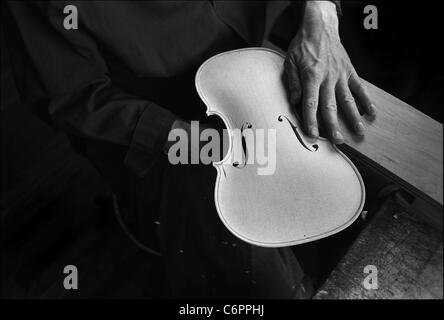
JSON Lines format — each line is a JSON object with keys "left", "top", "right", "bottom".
{"left": 285, "top": 1, "right": 376, "bottom": 144}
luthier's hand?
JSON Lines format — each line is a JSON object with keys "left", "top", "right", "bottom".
{"left": 285, "top": 1, "right": 376, "bottom": 144}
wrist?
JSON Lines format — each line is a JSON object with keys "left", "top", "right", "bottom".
{"left": 301, "top": 1, "right": 339, "bottom": 40}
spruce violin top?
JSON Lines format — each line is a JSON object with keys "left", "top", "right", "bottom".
{"left": 195, "top": 48, "right": 365, "bottom": 247}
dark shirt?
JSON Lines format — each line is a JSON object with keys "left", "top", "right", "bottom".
{"left": 5, "top": 1, "right": 339, "bottom": 177}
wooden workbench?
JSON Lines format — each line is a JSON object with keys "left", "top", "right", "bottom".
{"left": 314, "top": 196, "right": 443, "bottom": 299}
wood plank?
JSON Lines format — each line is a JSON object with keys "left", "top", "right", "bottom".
{"left": 338, "top": 80, "right": 443, "bottom": 209}
{"left": 314, "top": 196, "right": 443, "bottom": 299}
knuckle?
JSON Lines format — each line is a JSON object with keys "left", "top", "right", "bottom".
{"left": 356, "top": 81, "right": 365, "bottom": 90}
{"left": 325, "top": 69, "right": 339, "bottom": 82}
{"left": 341, "top": 95, "right": 355, "bottom": 105}
{"left": 303, "top": 98, "right": 318, "bottom": 110}
{"left": 322, "top": 104, "right": 338, "bottom": 112}
{"left": 285, "top": 54, "right": 298, "bottom": 69}
{"left": 302, "top": 67, "right": 321, "bottom": 82}
{"left": 346, "top": 70, "right": 355, "bottom": 82}
{"left": 356, "top": 80, "right": 367, "bottom": 93}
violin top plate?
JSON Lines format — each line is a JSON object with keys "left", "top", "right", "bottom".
{"left": 196, "top": 48, "right": 365, "bottom": 247}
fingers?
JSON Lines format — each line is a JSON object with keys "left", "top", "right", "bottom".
{"left": 301, "top": 70, "right": 321, "bottom": 138}
{"left": 336, "top": 79, "right": 365, "bottom": 135}
{"left": 286, "top": 52, "right": 373, "bottom": 143}
{"left": 284, "top": 57, "right": 302, "bottom": 105}
{"left": 320, "top": 81, "right": 344, "bottom": 144}
{"left": 349, "top": 71, "right": 376, "bottom": 116}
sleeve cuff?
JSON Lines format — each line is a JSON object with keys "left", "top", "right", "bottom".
{"left": 330, "top": 1, "right": 342, "bottom": 17}
{"left": 124, "top": 103, "right": 177, "bottom": 177}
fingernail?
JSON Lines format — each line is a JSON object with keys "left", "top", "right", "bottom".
{"left": 355, "top": 121, "right": 365, "bottom": 135}
{"left": 309, "top": 126, "right": 319, "bottom": 138}
{"left": 369, "top": 104, "right": 377, "bottom": 115}
{"left": 333, "top": 130, "right": 343, "bottom": 142}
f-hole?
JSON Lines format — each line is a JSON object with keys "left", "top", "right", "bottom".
{"left": 233, "top": 122, "right": 252, "bottom": 168}
{"left": 278, "top": 115, "right": 318, "bottom": 152}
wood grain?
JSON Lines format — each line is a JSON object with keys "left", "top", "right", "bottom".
{"left": 314, "top": 197, "right": 443, "bottom": 299}
{"left": 196, "top": 48, "right": 365, "bottom": 247}
{"left": 338, "top": 80, "right": 443, "bottom": 209}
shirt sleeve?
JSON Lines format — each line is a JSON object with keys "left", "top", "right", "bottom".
{"left": 329, "top": 1, "right": 342, "bottom": 17}
{"left": 6, "top": 1, "right": 177, "bottom": 177}
{"left": 289, "top": 1, "right": 342, "bottom": 19}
